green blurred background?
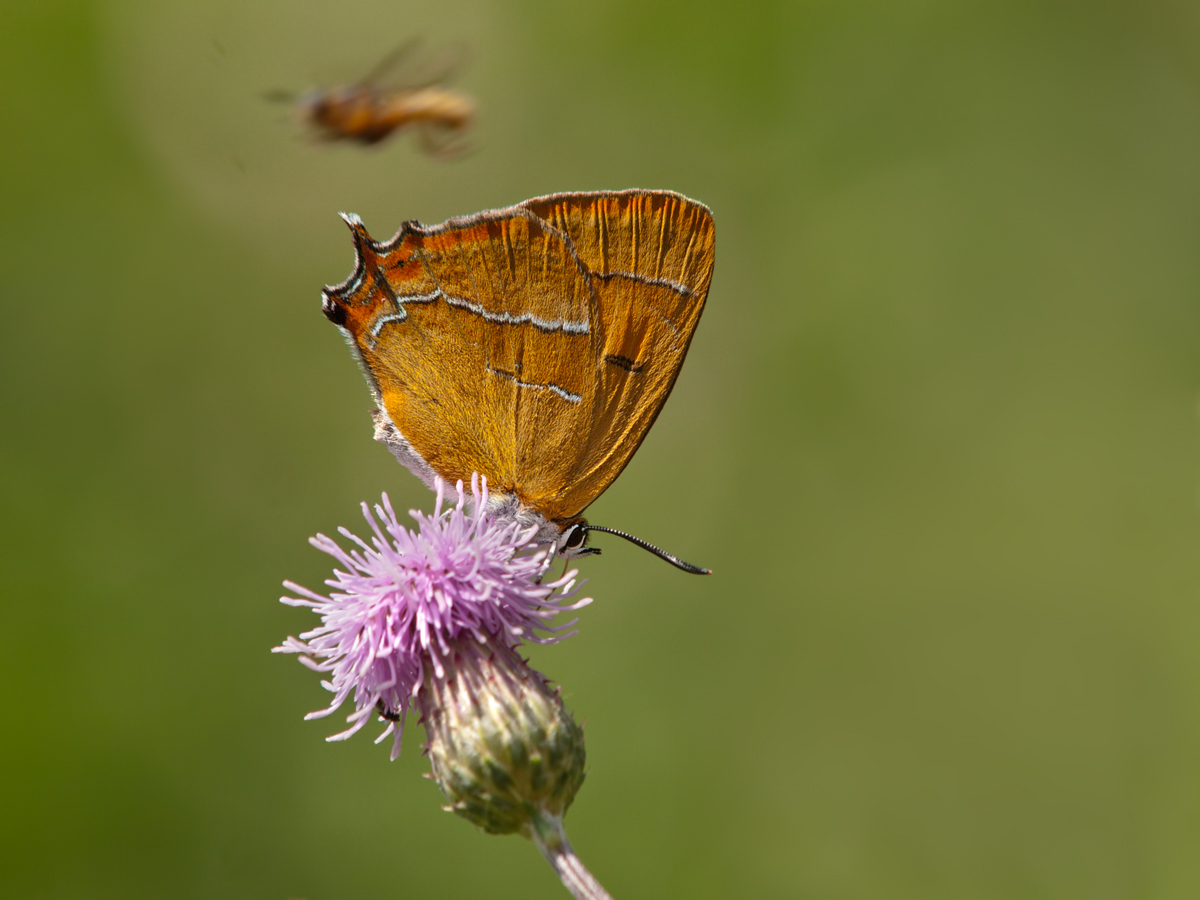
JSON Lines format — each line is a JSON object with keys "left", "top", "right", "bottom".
{"left": 3, "top": 1, "right": 1200, "bottom": 897}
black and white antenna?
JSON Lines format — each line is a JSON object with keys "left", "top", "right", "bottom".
{"left": 577, "top": 524, "right": 711, "bottom": 575}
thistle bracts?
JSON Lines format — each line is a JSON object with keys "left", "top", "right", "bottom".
{"left": 421, "top": 637, "right": 586, "bottom": 836}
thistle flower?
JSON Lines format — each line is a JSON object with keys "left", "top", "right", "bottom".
{"left": 274, "top": 475, "right": 589, "bottom": 759}
{"left": 276, "top": 475, "right": 613, "bottom": 899}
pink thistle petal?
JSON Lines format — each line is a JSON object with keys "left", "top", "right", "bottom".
{"left": 274, "top": 476, "right": 589, "bottom": 760}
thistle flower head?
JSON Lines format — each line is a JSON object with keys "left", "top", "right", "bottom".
{"left": 275, "top": 475, "right": 590, "bottom": 759}
{"left": 420, "top": 636, "right": 587, "bottom": 835}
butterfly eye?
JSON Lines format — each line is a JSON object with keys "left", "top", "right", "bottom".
{"left": 561, "top": 525, "right": 588, "bottom": 551}
{"left": 560, "top": 524, "right": 602, "bottom": 560}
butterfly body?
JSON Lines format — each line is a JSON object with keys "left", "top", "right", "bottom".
{"left": 322, "top": 190, "right": 715, "bottom": 554}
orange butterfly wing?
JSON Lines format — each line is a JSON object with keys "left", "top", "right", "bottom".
{"left": 323, "top": 189, "right": 715, "bottom": 524}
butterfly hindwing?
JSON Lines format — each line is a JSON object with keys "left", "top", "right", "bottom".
{"left": 323, "top": 189, "right": 714, "bottom": 524}
{"left": 518, "top": 191, "right": 715, "bottom": 519}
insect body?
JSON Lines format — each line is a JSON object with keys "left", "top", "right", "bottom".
{"left": 285, "top": 39, "right": 477, "bottom": 156}
{"left": 375, "top": 698, "right": 402, "bottom": 722}
{"left": 300, "top": 83, "right": 475, "bottom": 152}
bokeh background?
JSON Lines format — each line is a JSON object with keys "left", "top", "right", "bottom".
{"left": 4, "top": 1, "right": 1200, "bottom": 897}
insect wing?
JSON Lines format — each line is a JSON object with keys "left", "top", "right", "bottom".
{"left": 322, "top": 189, "right": 714, "bottom": 524}
{"left": 517, "top": 191, "right": 714, "bottom": 519}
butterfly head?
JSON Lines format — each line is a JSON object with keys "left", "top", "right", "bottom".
{"left": 478, "top": 493, "right": 598, "bottom": 560}
{"left": 558, "top": 519, "right": 601, "bottom": 560}
{"left": 557, "top": 519, "right": 711, "bottom": 575}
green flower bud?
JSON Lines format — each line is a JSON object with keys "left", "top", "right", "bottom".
{"left": 419, "top": 637, "right": 587, "bottom": 837}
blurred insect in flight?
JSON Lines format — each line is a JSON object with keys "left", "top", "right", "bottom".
{"left": 269, "top": 39, "right": 476, "bottom": 157}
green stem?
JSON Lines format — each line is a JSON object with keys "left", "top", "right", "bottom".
{"left": 528, "top": 815, "right": 614, "bottom": 900}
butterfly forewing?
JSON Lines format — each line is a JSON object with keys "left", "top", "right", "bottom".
{"left": 324, "top": 190, "right": 714, "bottom": 525}
{"left": 517, "top": 192, "right": 714, "bottom": 519}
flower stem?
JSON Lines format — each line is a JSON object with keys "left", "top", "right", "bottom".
{"left": 529, "top": 815, "right": 614, "bottom": 900}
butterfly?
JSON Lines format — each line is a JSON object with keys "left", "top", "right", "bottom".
{"left": 321, "top": 189, "right": 715, "bottom": 572}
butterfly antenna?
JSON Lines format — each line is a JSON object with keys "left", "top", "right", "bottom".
{"left": 584, "top": 525, "right": 711, "bottom": 575}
